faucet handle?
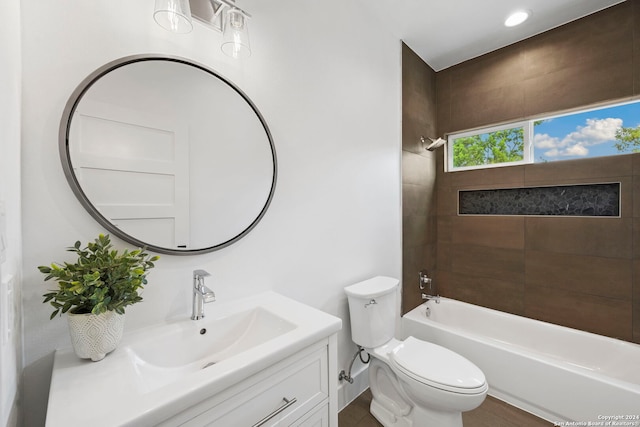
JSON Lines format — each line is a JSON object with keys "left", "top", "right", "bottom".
{"left": 201, "top": 286, "right": 216, "bottom": 303}
{"left": 193, "top": 269, "right": 211, "bottom": 278}
{"left": 419, "top": 270, "right": 432, "bottom": 290}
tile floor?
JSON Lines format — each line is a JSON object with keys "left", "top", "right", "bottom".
{"left": 338, "top": 389, "right": 553, "bottom": 427}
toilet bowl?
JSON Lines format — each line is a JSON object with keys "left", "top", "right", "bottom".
{"left": 345, "top": 276, "right": 487, "bottom": 427}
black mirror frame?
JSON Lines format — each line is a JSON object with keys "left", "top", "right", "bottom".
{"left": 59, "top": 54, "right": 277, "bottom": 255}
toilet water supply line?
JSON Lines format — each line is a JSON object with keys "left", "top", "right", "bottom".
{"left": 339, "top": 346, "right": 370, "bottom": 384}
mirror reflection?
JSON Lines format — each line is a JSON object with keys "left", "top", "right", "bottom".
{"left": 61, "top": 56, "right": 276, "bottom": 254}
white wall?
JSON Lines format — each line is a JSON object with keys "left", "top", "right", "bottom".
{"left": 0, "top": 0, "right": 23, "bottom": 425}
{"left": 20, "top": 0, "right": 401, "bottom": 425}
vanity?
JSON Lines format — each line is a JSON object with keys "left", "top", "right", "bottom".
{"left": 45, "top": 292, "right": 341, "bottom": 426}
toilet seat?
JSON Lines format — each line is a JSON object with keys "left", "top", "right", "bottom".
{"left": 389, "top": 337, "right": 487, "bottom": 394}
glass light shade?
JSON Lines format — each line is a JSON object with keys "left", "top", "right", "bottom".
{"left": 154, "top": 0, "right": 193, "bottom": 34}
{"left": 221, "top": 9, "right": 251, "bottom": 59}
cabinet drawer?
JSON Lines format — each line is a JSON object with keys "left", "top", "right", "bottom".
{"left": 182, "top": 346, "right": 328, "bottom": 426}
{"left": 291, "top": 404, "right": 329, "bottom": 427}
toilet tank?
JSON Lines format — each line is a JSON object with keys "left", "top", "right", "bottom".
{"left": 344, "top": 276, "right": 399, "bottom": 348}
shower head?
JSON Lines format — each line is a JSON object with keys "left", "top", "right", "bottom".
{"left": 420, "top": 136, "right": 446, "bottom": 151}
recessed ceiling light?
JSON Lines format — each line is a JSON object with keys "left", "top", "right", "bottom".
{"left": 504, "top": 10, "right": 530, "bottom": 27}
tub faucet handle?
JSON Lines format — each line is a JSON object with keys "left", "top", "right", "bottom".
{"left": 419, "top": 270, "right": 432, "bottom": 290}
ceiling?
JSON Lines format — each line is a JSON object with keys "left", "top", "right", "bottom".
{"left": 357, "top": 0, "right": 626, "bottom": 71}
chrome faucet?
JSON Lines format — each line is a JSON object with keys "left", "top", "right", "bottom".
{"left": 419, "top": 270, "right": 440, "bottom": 304}
{"left": 191, "top": 269, "right": 215, "bottom": 320}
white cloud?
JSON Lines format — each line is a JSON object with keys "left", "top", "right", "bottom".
{"left": 543, "top": 148, "right": 560, "bottom": 157}
{"left": 564, "top": 143, "right": 589, "bottom": 156}
{"left": 533, "top": 133, "right": 559, "bottom": 149}
{"left": 535, "top": 117, "right": 622, "bottom": 158}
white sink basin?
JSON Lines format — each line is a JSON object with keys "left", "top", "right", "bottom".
{"left": 128, "top": 307, "right": 296, "bottom": 368}
{"left": 46, "top": 291, "right": 342, "bottom": 427}
{"left": 125, "top": 307, "right": 296, "bottom": 390}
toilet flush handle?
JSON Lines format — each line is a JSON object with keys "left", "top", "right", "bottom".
{"left": 364, "top": 299, "right": 377, "bottom": 308}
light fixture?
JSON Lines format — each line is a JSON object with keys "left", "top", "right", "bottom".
{"left": 221, "top": 8, "right": 251, "bottom": 59}
{"left": 154, "top": 0, "right": 252, "bottom": 58}
{"left": 504, "top": 10, "right": 531, "bottom": 27}
{"left": 153, "top": 0, "right": 193, "bottom": 34}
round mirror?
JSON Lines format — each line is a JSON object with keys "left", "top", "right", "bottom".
{"left": 60, "top": 55, "right": 277, "bottom": 255}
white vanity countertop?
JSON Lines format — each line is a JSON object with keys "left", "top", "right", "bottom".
{"left": 45, "top": 291, "right": 342, "bottom": 427}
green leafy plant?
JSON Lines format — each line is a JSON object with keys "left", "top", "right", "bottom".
{"left": 39, "top": 234, "right": 160, "bottom": 319}
{"left": 614, "top": 125, "right": 640, "bottom": 153}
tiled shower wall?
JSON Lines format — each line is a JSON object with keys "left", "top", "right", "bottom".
{"left": 401, "top": 44, "right": 437, "bottom": 312}
{"left": 432, "top": 0, "right": 640, "bottom": 343}
{"left": 436, "top": 156, "right": 638, "bottom": 342}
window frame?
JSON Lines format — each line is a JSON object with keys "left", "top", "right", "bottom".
{"left": 446, "top": 120, "right": 533, "bottom": 172}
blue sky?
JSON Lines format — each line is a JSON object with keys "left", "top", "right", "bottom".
{"left": 533, "top": 101, "right": 640, "bottom": 162}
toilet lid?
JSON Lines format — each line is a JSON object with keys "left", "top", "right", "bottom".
{"left": 344, "top": 276, "right": 399, "bottom": 299}
{"left": 390, "top": 337, "right": 486, "bottom": 394}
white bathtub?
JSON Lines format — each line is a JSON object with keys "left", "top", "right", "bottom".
{"left": 402, "top": 297, "right": 640, "bottom": 424}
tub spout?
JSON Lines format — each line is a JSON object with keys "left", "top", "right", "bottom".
{"left": 421, "top": 293, "right": 440, "bottom": 304}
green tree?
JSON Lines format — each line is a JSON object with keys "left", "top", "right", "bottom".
{"left": 613, "top": 126, "right": 640, "bottom": 153}
{"left": 453, "top": 127, "right": 524, "bottom": 167}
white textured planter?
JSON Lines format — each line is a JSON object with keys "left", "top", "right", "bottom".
{"left": 67, "top": 311, "right": 125, "bottom": 361}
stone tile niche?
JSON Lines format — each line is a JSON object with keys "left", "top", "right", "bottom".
{"left": 458, "top": 183, "right": 620, "bottom": 217}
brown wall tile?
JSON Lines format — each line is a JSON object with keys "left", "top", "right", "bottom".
{"left": 450, "top": 244, "right": 524, "bottom": 284}
{"left": 523, "top": 60, "right": 633, "bottom": 118}
{"left": 402, "top": 151, "right": 435, "bottom": 185}
{"left": 437, "top": 270, "right": 524, "bottom": 315}
{"left": 452, "top": 216, "right": 524, "bottom": 250}
{"left": 635, "top": 0, "right": 640, "bottom": 95}
{"left": 525, "top": 286, "right": 632, "bottom": 340}
{"left": 633, "top": 168, "right": 640, "bottom": 218}
{"left": 634, "top": 303, "right": 640, "bottom": 344}
{"left": 451, "top": 83, "right": 525, "bottom": 132}
{"left": 450, "top": 48, "right": 525, "bottom": 95}
{"left": 523, "top": 2, "right": 633, "bottom": 80}
{"left": 403, "top": 43, "right": 437, "bottom": 155}
{"left": 403, "top": 215, "right": 430, "bottom": 248}
{"left": 525, "top": 217, "right": 632, "bottom": 259}
{"left": 450, "top": 164, "right": 525, "bottom": 189}
{"left": 436, "top": 216, "right": 452, "bottom": 243}
{"left": 403, "top": 182, "right": 436, "bottom": 217}
{"left": 402, "top": 43, "right": 438, "bottom": 314}
{"left": 447, "top": 47, "right": 526, "bottom": 132}
{"left": 437, "top": 241, "right": 452, "bottom": 272}
{"left": 525, "top": 250, "right": 632, "bottom": 300}
{"left": 524, "top": 155, "right": 633, "bottom": 183}
{"left": 634, "top": 259, "right": 640, "bottom": 300}
{"left": 634, "top": 219, "right": 640, "bottom": 259}
{"left": 436, "top": 70, "right": 452, "bottom": 136}
{"left": 436, "top": 183, "right": 456, "bottom": 216}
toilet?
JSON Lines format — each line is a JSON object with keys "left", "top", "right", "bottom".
{"left": 345, "top": 276, "right": 487, "bottom": 427}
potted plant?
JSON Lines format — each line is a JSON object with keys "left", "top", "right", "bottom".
{"left": 39, "top": 234, "right": 159, "bottom": 361}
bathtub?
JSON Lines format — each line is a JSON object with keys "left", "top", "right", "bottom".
{"left": 402, "top": 298, "right": 640, "bottom": 424}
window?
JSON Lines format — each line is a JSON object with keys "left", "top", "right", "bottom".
{"left": 447, "top": 100, "right": 640, "bottom": 172}
{"left": 448, "top": 121, "right": 532, "bottom": 171}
